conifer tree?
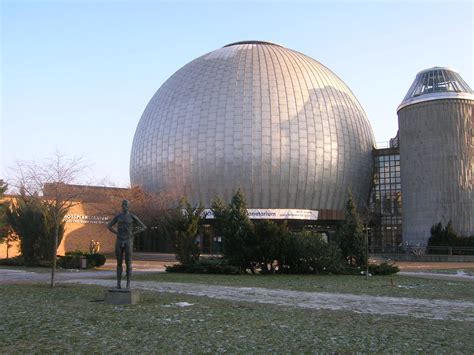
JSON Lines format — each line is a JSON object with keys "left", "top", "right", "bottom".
{"left": 172, "top": 199, "right": 204, "bottom": 265}
{"left": 336, "top": 191, "right": 367, "bottom": 267}
{"left": 6, "top": 194, "right": 65, "bottom": 262}
{"left": 212, "top": 189, "right": 256, "bottom": 271}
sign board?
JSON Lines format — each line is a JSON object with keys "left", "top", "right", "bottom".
{"left": 203, "top": 209, "right": 318, "bottom": 220}
{"left": 64, "top": 215, "right": 110, "bottom": 224}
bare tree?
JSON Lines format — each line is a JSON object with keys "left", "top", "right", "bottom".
{"left": 8, "top": 152, "right": 88, "bottom": 288}
{"left": 0, "top": 179, "right": 9, "bottom": 237}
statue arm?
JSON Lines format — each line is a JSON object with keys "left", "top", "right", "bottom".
{"left": 107, "top": 215, "right": 118, "bottom": 234}
{"left": 132, "top": 215, "right": 147, "bottom": 235}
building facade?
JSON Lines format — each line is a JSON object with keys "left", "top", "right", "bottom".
{"left": 0, "top": 185, "right": 130, "bottom": 259}
{"left": 369, "top": 142, "right": 402, "bottom": 252}
{"left": 397, "top": 67, "right": 474, "bottom": 245}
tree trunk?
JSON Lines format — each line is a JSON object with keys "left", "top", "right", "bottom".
{"left": 50, "top": 217, "right": 59, "bottom": 288}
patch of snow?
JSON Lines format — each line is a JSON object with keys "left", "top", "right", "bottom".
{"left": 2, "top": 269, "right": 34, "bottom": 274}
{"left": 174, "top": 302, "right": 195, "bottom": 307}
{"left": 396, "top": 285, "right": 419, "bottom": 289}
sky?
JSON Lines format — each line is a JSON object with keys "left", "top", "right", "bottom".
{"left": 1, "top": 0, "right": 473, "bottom": 187}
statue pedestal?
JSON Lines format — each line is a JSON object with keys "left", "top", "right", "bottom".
{"left": 105, "top": 289, "right": 140, "bottom": 305}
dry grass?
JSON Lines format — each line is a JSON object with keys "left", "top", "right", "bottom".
{"left": 2, "top": 283, "right": 473, "bottom": 353}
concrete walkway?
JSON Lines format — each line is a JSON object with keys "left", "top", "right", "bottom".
{"left": 0, "top": 265, "right": 165, "bottom": 284}
{"left": 69, "top": 278, "right": 474, "bottom": 322}
{"left": 0, "top": 268, "right": 115, "bottom": 284}
{"left": 1, "top": 268, "right": 473, "bottom": 322}
{"left": 399, "top": 271, "right": 474, "bottom": 282}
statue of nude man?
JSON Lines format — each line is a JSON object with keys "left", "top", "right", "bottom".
{"left": 107, "top": 200, "right": 146, "bottom": 289}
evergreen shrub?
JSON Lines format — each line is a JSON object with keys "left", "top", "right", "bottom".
{"left": 0, "top": 256, "right": 53, "bottom": 267}
{"left": 6, "top": 196, "right": 66, "bottom": 263}
{"left": 0, "top": 256, "right": 24, "bottom": 266}
{"left": 368, "top": 262, "right": 399, "bottom": 275}
{"left": 87, "top": 253, "right": 106, "bottom": 267}
{"left": 166, "top": 257, "right": 241, "bottom": 274}
{"left": 428, "top": 221, "right": 474, "bottom": 255}
{"left": 57, "top": 251, "right": 106, "bottom": 269}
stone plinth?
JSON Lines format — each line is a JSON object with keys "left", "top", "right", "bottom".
{"left": 105, "top": 289, "right": 140, "bottom": 305}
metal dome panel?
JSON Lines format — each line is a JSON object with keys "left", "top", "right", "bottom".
{"left": 130, "top": 42, "right": 375, "bottom": 211}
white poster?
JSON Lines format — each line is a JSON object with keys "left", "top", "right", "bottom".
{"left": 203, "top": 209, "right": 318, "bottom": 220}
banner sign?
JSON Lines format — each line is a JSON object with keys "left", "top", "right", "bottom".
{"left": 64, "top": 215, "right": 110, "bottom": 224}
{"left": 203, "top": 209, "right": 318, "bottom": 220}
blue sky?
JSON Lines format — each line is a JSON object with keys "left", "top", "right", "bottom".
{"left": 1, "top": 0, "right": 472, "bottom": 187}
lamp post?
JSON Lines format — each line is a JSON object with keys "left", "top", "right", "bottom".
{"left": 365, "top": 225, "right": 369, "bottom": 280}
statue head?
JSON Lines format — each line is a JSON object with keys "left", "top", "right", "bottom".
{"left": 122, "top": 199, "right": 130, "bottom": 213}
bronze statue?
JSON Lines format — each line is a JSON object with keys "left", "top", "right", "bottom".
{"left": 107, "top": 200, "right": 146, "bottom": 289}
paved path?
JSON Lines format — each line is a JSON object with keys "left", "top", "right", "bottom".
{"left": 2, "top": 268, "right": 473, "bottom": 322}
{"left": 396, "top": 261, "right": 474, "bottom": 271}
{"left": 0, "top": 268, "right": 115, "bottom": 283}
{"left": 0, "top": 268, "right": 163, "bottom": 284}
{"left": 68, "top": 278, "right": 474, "bottom": 322}
{"left": 399, "top": 271, "right": 474, "bottom": 282}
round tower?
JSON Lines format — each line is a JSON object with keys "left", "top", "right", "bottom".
{"left": 397, "top": 67, "right": 474, "bottom": 245}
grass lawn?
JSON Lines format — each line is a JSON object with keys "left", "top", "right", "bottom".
{"left": 133, "top": 272, "right": 474, "bottom": 301}
{"left": 2, "top": 283, "right": 473, "bottom": 353}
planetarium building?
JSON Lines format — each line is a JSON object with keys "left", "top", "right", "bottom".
{"left": 130, "top": 41, "right": 375, "bottom": 220}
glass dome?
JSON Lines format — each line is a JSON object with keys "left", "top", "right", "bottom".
{"left": 398, "top": 67, "right": 474, "bottom": 111}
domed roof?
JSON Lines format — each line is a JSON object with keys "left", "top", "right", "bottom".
{"left": 398, "top": 67, "right": 474, "bottom": 111}
{"left": 130, "top": 41, "right": 375, "bottom": 211}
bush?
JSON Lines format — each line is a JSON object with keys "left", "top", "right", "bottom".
{"left": 428, "top": 221, "right": 474, "bottom": 255}
{"left": 0, "top": 256, "right": 54, "bottom": 267}
{"left": 334, "top": 192, "right": 367, "bottom": 267}
{"left": 368, "top": 262, "right": 399, "bottom": 275}
{"left": 6, "top": 195, "right": 65, "bottom": 263}
{"left": 253, "top": 220, "right": 287, "bottom": 273}
{"left": 212, "top": 191, "right": 256, "bottom": 271}
{"left": 0, "top": 256, "right": 25, "bottom": 266}
{"left": 166, "top": 257, "right": 241, "bottom": 274}
{"left": 170, "top": 200, "right": 203, "bottom": 265}
{"left": 65, "top": 250, "right": 84, "bottom": 256}
{"left": 87, "top": 253, "right": 106, "bottom": 267}
{"left": 57, "top": 252, "right": 106, "bottom": 269}
{"left": 278, "top": 232, "right": 348, "bottom": 274}
{"left": 57, "top": 255, "right": 81, "bottom": 269}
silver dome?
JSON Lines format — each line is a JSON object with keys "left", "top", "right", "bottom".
{"left": 130, "top": 41, "right": 375, "bottom": 213}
